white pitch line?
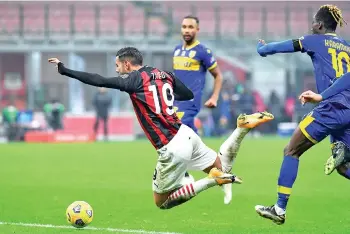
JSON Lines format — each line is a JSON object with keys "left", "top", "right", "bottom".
{"left": 0, "top": 221, "right": 182, "bottom": 234}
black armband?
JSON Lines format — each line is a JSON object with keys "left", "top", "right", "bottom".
{"left": 292, "top": 39, "right": 302, "bottom": 51}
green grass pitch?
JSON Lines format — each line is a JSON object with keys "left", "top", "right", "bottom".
{"left": 0, "top": 137, "right": 348, "bottom": 234}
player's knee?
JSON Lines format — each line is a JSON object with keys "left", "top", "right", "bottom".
{"left": 283, "top": 144, "right": 295, "bottom": 156}
{"left": 283, "top": 144, "right": 301, "bottom": 158}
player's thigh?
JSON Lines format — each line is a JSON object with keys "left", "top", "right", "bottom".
{"left": 152, "top": 126, "right": 193, "bottom": 198}
{"left": 287, "top": 106, "right": 333, "bottom": 157}
{"left": 187, "top": 130, "right": 218, "bottom": 173}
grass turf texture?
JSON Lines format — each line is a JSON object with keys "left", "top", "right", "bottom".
{"left": 0, "top": 138, "right": 348, "bottom": 234}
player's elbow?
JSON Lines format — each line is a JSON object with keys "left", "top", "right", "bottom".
{"left": 214, "top": 73, "right": 223, "bottom": 82}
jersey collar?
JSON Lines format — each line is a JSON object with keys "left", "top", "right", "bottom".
{"left": 325, "top": 33, "right": 337, "bottom": 36}
{"left": 182, "top": 40, "right": 200, "bottom": 50}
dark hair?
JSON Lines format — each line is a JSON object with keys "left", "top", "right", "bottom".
{"left": 116, "top": 47, "right": 143, "bottom": 66}
{"left": 315, "top": 5, "right": 347, "bottom": 31}
{"left": 183, "top": 15, "right": 199, "bottom": 25}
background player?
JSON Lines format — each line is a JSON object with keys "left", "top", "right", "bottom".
{"left": 173, "top": 15, "right": 222, "bottom": 132}
{"left": 174, "top": 15, "right": 269, "bottom": 205}
{"left": 48, "top": 47, "right": 272, "bottom": 210}
{"left": 253, "top": 5, "right": 349, "bottom": 224}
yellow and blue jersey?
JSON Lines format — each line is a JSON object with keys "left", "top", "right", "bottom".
{"left": 298, "top": 34, "right": 350, "bottom": 146}
{"left": 173, "top": 40, "right": 217, "bottom": 110}
{"left": 299, "top": 33, "right": 350, "bottom": 93}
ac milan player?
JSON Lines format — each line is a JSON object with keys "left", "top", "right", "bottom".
{"left": 48, "top": 47, "right": 272, "bottom": 209}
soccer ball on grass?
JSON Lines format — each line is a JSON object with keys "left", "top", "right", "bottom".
{"left": 66, "top": 201, "right": 93, "bottom": 228}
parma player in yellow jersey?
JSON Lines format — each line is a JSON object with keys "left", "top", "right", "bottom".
{"left": 173, "top": 15, "right": 274, "bottom": 205}
{"left": 254, "top": 5, "right": 350, "bottom": 224}
{"left": 173, "top": 15, "right": 222, "bottom": 132}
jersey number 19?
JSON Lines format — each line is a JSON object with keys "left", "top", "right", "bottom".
{"left": 148, "top": 84, "right": 175, "bottom": 115}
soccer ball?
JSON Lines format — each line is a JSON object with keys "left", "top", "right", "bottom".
{"left": 66, "top": 201, "right": 93, "bottom": 228}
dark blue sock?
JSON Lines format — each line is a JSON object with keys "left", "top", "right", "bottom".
{"left": 276, "top": 155, "right": 299, "bottom": 210}
{"left": 345, "top": 168, "right": 350, "bottom": 180}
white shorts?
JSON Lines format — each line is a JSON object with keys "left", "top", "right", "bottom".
{"left": 152, "top": 124, "right": 217, "bottom": 194}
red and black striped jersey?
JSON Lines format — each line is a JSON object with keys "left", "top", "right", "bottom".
{"left": 58, "top": 63, "right": 193, "bottom": 149}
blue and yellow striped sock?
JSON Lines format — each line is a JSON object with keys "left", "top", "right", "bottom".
{"left": 276, "top": 155, "right": 299, "bottom": 210}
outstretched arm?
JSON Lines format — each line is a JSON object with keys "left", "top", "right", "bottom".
{"left": 48, "top": 58, "right": 140, "bottom": 93}
{"left": 299, "top": 73, "right": 350, "bottom": 104}
{"left": 321, "top": 73, "right": 350, "bottom": 99}
{"left": 257, "top": 39, "right": 301, "bottom": 57}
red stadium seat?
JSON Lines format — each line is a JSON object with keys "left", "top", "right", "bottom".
{"left": 148, "top": 16, "right": 167, "bottom": 39}
{"left": 123, "top": 3, "right": 145, "bottom": 37}
{"left": 290, "top": 10, "right": 310, "bottom": 36}
{"left": 0, "top": 3, "right": 20, "bottom": 39}
{"left": 170, "top": 4, "right": 193, "bottom": 24}
{"left": 99, "top": 4, "right": 121, "bottom": 37}
{"left": 243, "top": 9, "right": 263, "bottom": 38}
{"left": 266, "top": 10, "right": 287, "bottom": 38}
{"left": 48, "top": 3, "right": 71, "bottom": 39}
{"left": 1, "top": 1, "right": 348, "bottom": 41}
{"left": 338, "top": 9, "right": 350, "bottom": 37}
{"left": 196, "top": 9, "right": 216, "bottom": 38}
{"left": 23, "top": 3, "right": 45, "bottom": 39}
{"left": 219, "top": 8, "right": 240, "bottom": 37}
{"left": 73, "top": 3, "right": 96, "bottom": 39}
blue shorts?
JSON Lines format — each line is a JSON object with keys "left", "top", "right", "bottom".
{"left": 299, "top": 101, "right": 350, "bottom": 148}
{"left": 174, "top": 104, "right": 199, "bottom": 133}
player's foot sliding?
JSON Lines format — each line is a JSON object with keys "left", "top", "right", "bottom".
{"left": 219, "top": 111, "right": 274, "bottom": 204}
{"left": 255, "top": 205, "right": 286, "bottom": 225}
{"left": 324, "top": 141, "right": 350, "bottom": 175}
{"left": 160, "top": 168, "right": 242, "bottom": 209}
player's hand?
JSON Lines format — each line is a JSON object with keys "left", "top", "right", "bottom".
{"left": 299, "top": 90, "right": 323, "bottom": 105}
{"left": 48, "top": 58, "right": 61, "bottom": 64}
{"left": 205, "top": 97, "right": 218, "bottom": 108}
{"left": 257, "top": 39, "right": 267, "bottom": 57}
{"left": 258, "top": 39, "right": 266, "bottom": 46}
{"left": 48, "top": 58, "right": 63, "bottom": 73}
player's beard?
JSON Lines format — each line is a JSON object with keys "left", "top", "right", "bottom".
{"left": 183, "top": 34, "right": 195, "bottom": 45}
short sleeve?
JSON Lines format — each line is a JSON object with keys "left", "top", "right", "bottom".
{"left": 200, "top": 47, "right": 217, "bottom": 71}
{"left": 298, "top": 35, "right": 319, "bottom": 53}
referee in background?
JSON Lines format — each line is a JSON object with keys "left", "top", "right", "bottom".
{"left": 92, "top": 87, "right": 112, "bottom": 141}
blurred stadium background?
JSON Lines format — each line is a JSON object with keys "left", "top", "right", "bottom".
{"left": 1, "top": 2, "right": 350, "bottom": 234}
{"left": 0, "top": 1, "right": 349, "bottom": 142}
